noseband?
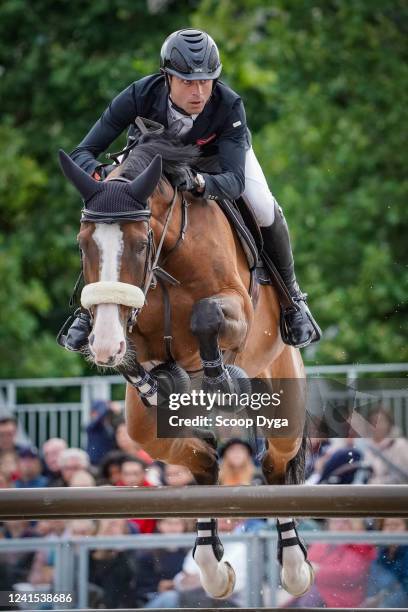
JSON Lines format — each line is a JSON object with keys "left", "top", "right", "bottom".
{"left": 80, "top": 178, "right": 184, "bottom": 333}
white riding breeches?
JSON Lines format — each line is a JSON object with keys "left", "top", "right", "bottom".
{"left": 243, "top": 147, "right": 278, "bottom": 227}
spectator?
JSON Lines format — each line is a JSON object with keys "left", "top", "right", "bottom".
{"left": 290, "top": 518, "right": 376, "bottom": 608}
{"left": 0, "top": 471, "right": 10, "bottom": 488}
{"left": 69, "top": 470, "right": 96, "bottom": 487}
{"left": 15, "top": 447, "right": 49, "bottom": 488}
{"left": 145, "top": 517, "right": 247, "bottom": 609}
{"left": 305, "top": 438, "right": 331, "bottom": 482}
{"left": 219, "top": 438, "right": 263, "bottom": 485}
{"left": 115, "top": 421, "right": 153, "bottom": 464}
{"left": 52, "top": 448, "right": 91, "bottom": 487}
{"left": 33, "top": 520, "right": 66, "bottom": 538}
{"left": 41, "top": 438, "right": 67, "bottom": 483}
{"left": 65, "top": 519, "right": 96, "bottom": 538}
{"left": 163, "top": 464, "right": 195, "bottom": 487}
{"left": 137, "top": 518, "right": 189, "bottom": 607}
{"left": 27, "top": 520, "right": 66, "bottom": 588}
{"left": 90, "top": 519, "right": 142, "bottom": 609}
{"left": 0, "top": 521, "right": 36, "bottom": 587}
{"left": 365, "top": 517, "right": 408, "bottom": 608}
{"left": 0, "top": 451, "right": 18, "bottom": 486}
{"left": 98, "top": 450, "right": 128, "bottom": 485}
{"left": 86, "top": 400, "right": 122, "bottom": 465}
{"left": 318, "top": 446, "right": 363, "bottom": 484}
{"left": 365, "top": 406, "right": 408, "bottom": 484}
{"left": 119, "top": 457, "right": 156, "bottom": 534}
{"left": 0, "top": 416, "right": 23, "bottom": 457}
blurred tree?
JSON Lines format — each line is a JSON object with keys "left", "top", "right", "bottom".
{"left": 0, "top": 0, "right": 406, "bottom": 377}
{"left": 193, "top": 0, "right": 407, "bottom": 364}
{"left": 0, "top": 0, "right": 196, "bottom": 377}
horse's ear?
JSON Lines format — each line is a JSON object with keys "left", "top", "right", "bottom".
{"left": 128, "top": 154, "right": 162, "bottom": 203}
{"left": 58, "top": 149, "right": 103, "bottom": 202}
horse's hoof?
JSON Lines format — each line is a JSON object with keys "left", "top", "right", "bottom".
{"left": 281, "top": 559, "right": 314, "bottom": 597}
{"left": 211, "top": 561, "right": 236, "bottom": 599}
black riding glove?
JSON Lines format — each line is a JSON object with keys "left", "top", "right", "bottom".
{"left": 174, "top": 168, "right": 198, "bottom": 193}
{"left": 93, "top": 164, "right": 116, "bottom": 180}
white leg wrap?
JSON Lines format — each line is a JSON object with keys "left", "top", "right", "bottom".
{"left": 278, "top": 517, "right": 314, "bottom": 597}
{"left": 194, "top": 518, "right": 236, "bottom": 599}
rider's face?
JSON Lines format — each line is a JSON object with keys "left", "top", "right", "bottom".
{"left": 169, "top": 75, "right": 213, "bottom": 115}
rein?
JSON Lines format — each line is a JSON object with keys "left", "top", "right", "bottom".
{"left": 127, "top": 184, "right": 185, "bottom": 333}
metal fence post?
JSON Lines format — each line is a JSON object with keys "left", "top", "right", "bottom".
{"left": 266, "top": 531, "right": 279, "bottom": 607}
{"left": 77, "top": 543, "right": 89, "bottom": 609}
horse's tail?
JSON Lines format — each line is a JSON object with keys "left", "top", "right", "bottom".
{"left": 285, "top": 420, "right": 309, "bottom": 485}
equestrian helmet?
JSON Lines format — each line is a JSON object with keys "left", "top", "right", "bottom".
{"left": 160, "top": 29, "right": 222, "bottom": 80}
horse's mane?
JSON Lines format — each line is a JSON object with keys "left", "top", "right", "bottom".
{"left": 119, "top": 129, "right": 200, "bottom": 189}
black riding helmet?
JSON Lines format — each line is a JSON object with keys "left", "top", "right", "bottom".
{"left": 160, "top": 29, "right": 222, "bottom": 81}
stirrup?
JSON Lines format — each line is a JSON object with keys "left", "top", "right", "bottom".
{"left": 193, "top": 519, "right": 224, "bottom": 562}
{"left": 280, "top": 294, "right": 322, "bottom": 349}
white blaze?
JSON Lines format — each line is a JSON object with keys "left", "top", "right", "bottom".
{"left": 92, "top": 224, "right": 125, "bottom": 363}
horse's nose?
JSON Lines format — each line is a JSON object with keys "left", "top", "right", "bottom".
{"left": 94, "top": 340, "right": 126, "bottom": 366}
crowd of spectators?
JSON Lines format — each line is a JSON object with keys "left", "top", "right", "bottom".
{"left": 0, "top": 402, "right": 407, "bottom": 609}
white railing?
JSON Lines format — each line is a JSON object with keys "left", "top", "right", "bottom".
{"left": 1, "top": 363, "right": 407, "bottom": 448}
{"left": 0, "top": 529, "right": 406, "bottom": 609}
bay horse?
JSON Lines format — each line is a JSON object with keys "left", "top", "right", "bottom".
{"left": 58, "top": 131, "right": 313, "bottom": 600}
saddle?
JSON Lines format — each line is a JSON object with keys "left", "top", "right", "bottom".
{"left": 218, "top": 197, "right": 294, "bottom": 311}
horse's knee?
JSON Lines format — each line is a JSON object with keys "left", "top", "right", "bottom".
{"left": 191, "top": 298, "right": 224, "bottom": 338}
{"left": 268, "top": 437, "right": 302, "bottom": 460}
{"left": 194, "top": 455, "right": 219, "bottom": 485}
{"left": 127, "top": 424, "right": 154, "bottom": 447}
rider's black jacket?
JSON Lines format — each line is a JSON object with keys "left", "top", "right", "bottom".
{"left": 70, "top": 74, "right": 249, "bottom": 201}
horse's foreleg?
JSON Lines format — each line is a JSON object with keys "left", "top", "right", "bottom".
{"left": 189, "top": 294, "right": 250, "bottom": 599}
{"left": 262, "top": 440, "right": 313, "bottom": 596}
{"left": 190, "top": 293, "right": 249, "bottom": 390}
{"left": 192, "top": 518, "right": 236, "bottom": 599}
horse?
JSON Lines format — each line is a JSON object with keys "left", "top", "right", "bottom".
{"left": 58, "top": 130, "right": 313, "bottom": 600}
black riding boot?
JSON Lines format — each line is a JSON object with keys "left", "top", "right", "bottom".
{"left": 57, "top": 309, "right": 92, "bottom": 352}
{"left": 260, "top": 205, "right": 321, "bottom": 348}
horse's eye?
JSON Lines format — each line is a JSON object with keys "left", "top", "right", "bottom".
{"left": 133, "top": 241, "right": 148, "bottom": 254}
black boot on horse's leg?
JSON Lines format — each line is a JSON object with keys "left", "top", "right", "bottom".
{"left": 192, "top": 517, "right": 236, "bottom": 599}
{"left": 191, "top": 298, "right": 233, "bottom": 393}
{"left": 57, "top": 309, "right": 92, "bottom": 352}
{"left": 261, "top": 204, "right": 322, "bottom": 348}
{"left": 276, "top": 518, "right": 314, "bottom": 596}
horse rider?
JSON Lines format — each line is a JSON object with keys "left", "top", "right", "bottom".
{"left": 62, "top": 28, "right": 321, "bottom": 351}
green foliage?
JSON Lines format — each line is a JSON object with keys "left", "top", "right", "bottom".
{"left": 0, "top": 0, "right": 406, "bottom": 377}
{"left": 0, "top": 0, "right": 194, "bottom": 378}
{"left": 195, "top": 0, "right": 408, "bottom": 364}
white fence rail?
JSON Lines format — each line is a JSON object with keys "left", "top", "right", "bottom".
{"left": 0, "top": 530, "right": 407, "bottom": 609}
{"left": 1, "top": 363, "right": 407, "bottom": 448}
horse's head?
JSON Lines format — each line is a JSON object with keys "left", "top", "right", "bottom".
{"left": 59, "top": 150, "right": 162, "bottom": 367}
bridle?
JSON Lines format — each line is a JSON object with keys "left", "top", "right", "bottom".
{"left": 81, "top": 178, "right": 188, "bottom": 334}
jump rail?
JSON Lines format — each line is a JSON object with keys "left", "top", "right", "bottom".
{"left": 22, "top": 608, "right": 408, "bottom": 612}
{"left": 1, "top": 484, "right": 407, "bottom": 521}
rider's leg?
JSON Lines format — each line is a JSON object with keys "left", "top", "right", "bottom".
{"left": 243, "top": 147, "right": 321, "bottom": 348}
{"left": 57, "top": 308, "right": 92, "bottom": 352}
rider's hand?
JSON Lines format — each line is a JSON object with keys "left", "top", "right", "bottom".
{"left": 174, "top": 168, "right": 198, "bottom": 193}
{"left": 92, "top": 164, "right": 116, "bottom": 181}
